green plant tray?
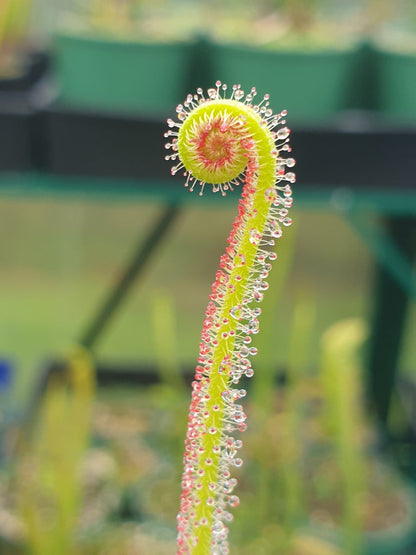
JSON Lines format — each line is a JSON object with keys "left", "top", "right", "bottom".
{"left": 53, "top": 33, "right": 193, "bottom": 114}
{"left": 376, "top": 49, "right": 416, "bottom": 121}
{"left": 209, "top": 41, "right": 360, "bottom": 123}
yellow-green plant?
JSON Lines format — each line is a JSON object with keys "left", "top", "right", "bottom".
{"left": 63, "top": 0, "right": 150, "bottom": 38}
{"left": 0, "top": 0, "right": 33, "bottom": 76}
{"left": 17, "top": 346, "right": 95, "bottom": 555}
{"left": 86, "top": 0, "right": 142, "bottom": 36}
{"left": 270, "top": 0, "right": 323, "bottom": 34}
{"left": 150, "top": 289, "right": 185, "bottom": 391}
{"left": 165, "top": 82, "right": 295, "bottom": 553}
{"left": 320, "top": 318, "right": 368, "bottom": 555}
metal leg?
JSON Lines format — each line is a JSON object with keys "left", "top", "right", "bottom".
{"left": 80, "top": 203, "right": 181, "bottom": 351}
{"left": 347, "top": 215, "right": 416, "bottom": 425}
{"left": 367, "top": 217, "right": 416, "bottom": 425}
{"left": 11, "top": 203, "right": 181, "bottom": 459}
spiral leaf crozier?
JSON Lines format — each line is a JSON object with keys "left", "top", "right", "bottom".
{"left": 165, "top": 82, "right": 295, "bottom": 554}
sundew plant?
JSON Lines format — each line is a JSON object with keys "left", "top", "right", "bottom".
{"left": 165, "top": 81, "right": 295, "bottom": 554}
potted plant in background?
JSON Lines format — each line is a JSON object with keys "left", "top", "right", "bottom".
{"left": 52, "top": 0, "right": 195, "bottom": 115}
{"left": 206, "top": 0, "right": 363, "bottom": 123}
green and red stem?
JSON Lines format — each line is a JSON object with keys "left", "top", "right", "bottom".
{"left": 165, "top": 82, "right": 295, "bottom": 554}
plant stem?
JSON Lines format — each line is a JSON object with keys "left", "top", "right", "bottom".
{"left": 166, "top": 84, "right": 295, "bottom": 554}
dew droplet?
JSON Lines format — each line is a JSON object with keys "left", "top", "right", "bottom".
{"left": 212, "top": 521, "right": 225, "bottom": 535}
{"left": 234, "top": 253, "right": 246, "bottom": 267}
{"left": 222, "top": 480, "right": 235, "bottom": 494}
{"left": 269, "top": 219, "right": 282, "bottom": 238}
{"left": 232, "top": 410, "right": 246, "bottom": 423}
{"left": 277, "top": 127, "right": 290, "bottom": 140}
{"left": 234, "top": 89, "right": 244, "bottom": 100}
{"left": 230, "top": 305, "right": 243, "bottom": 321}
{"left": 239, "top": 346, "right": 250, "bottom": 358}
{"left": 265, "top": 187, "right": 278, "bottom": 203}
{"left": 249, "top": 228, "right": 261, "bottom": 245}
{"left": 229, "top": 495, "right": 240, "bottom": 507}
{"left": 219, "top": 355, "right": 232, "bottom": 375}
{"left": 221, "top": 390, "right": 235, "bottom": 405}
{"left": 253, "top": 291, "right": 264, "bottom": 302}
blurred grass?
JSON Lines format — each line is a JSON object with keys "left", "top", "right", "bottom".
{"left": 0, "top": 195, "right": 414, "bottom": 406}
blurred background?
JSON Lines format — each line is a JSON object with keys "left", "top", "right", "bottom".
{"left": 0, "top": 0, "right": 415, "bottom": 553}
